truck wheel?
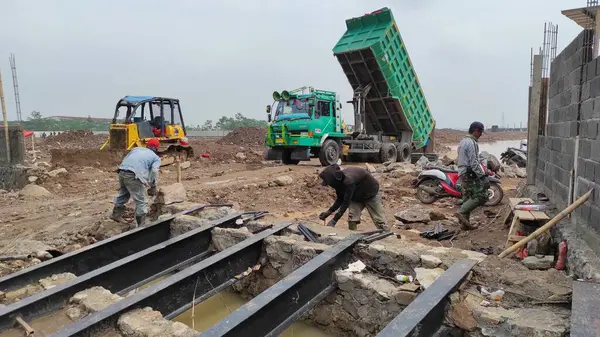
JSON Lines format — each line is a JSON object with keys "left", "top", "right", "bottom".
{"left": 282, "top": 149, "right": 299, "bottom": 165}
{"left": 319, "top": 139, "right": 340, "bottom": 166}
{"left": 379, "top": 143, "right": 397, "bottom": 163}
{"left": 398, "top": 143, "right": 412, "bottom": 162}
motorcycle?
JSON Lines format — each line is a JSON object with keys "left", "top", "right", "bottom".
{"left": 413, "top": 163, "right": 504, "bottom": 206}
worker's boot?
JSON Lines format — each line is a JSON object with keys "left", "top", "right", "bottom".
{"left": 110, "top": 206, "right": 126, "bottom": 223}
{"left": 135, "top": 215, "right": 147, "bottom": 228}
{"left": 455, "top": 212, "right": 478, "bottom": 230}
{"left": 348, "top": 221, "right": 359, "bottom": 231}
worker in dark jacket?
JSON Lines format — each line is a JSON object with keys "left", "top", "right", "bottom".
{"left": 318, "top": 164, "right": 389, "bottom": 231}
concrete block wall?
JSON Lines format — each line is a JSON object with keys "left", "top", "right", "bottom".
{"left": 537, "top": 29, "right": 600, "bottom": 253}
{"left": 0, "top": 126, "right": 25, "bottom": 165}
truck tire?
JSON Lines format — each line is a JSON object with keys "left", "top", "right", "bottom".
{"left": 319, "top": 139, "right": 340, "bottom": 166}
{"left": 379, "top": 143, "right": 397, "bottom": 163}
{"left": 282, "top": 149, "right": 300, "bottom": 165}
{"left": 398, "top": 143, "right": 412, "bottom": 162}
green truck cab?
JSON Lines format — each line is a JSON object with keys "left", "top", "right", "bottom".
{"left": 265, "top": 7, "right": 435, "bottom": 167}
{"left": 264, "top": 87, "right": 346, "bottom": 166}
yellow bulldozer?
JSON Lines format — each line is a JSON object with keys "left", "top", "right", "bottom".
{"left": 100, "top": 96, "right": 194, "bottom": 165}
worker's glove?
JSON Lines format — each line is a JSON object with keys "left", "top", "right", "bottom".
{"left": 318, "top": 211, "right": 332, "bottom": 221}
{"left": 148, "top": 186, "right": 157, "bottom": 196}
{"left": 326, "top": 219, "right": 338, "bottom": 228}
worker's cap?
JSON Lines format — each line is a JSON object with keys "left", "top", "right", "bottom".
{"left": 469, "top": 121, "right": 485, "bottom": 133}
{"left": 146, "top": 138, "right": 160, "bottom": 150}
{"left": 319, "top": 164, "right": 344, "bottom": 186}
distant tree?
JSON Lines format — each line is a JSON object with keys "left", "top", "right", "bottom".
{"left": 28, "top": 110, "right": 42, "bottom": 121}
{"left": 214, "top": 113, "right": 267, "bottom": 130}
{"left": 201, "top": 120, "right": 214, "bottom": 130}
{"left": 87, "top": 115, "right": 93, "bottom": 123}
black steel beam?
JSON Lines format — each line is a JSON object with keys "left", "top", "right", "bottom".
{"left": 50, "top": 222, "right": 293, "bottom": 337}
{"left": 0, "top": 212, "right": 242, "bottom": 331}
{"left": 571, "top": 281, "right": 600, "bottom": 337}
{"left": 200, "top": 234, "right": 363, "bottom": 337}
{"left": 376, "top": 259, "right": 477, "bottom": 337}
{"left": 0, "top": 204, "right": 212, "bottom": 293}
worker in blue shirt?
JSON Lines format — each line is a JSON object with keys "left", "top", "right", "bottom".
{"left": 110, "top": 139, "right": 161, "bottom": 227}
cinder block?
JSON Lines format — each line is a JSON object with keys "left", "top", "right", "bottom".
{"left": 588, "top": 119, "right": 599, "bottom": 139}
{"left": 588, "top": 61, "right": 596, "bottom": 81}
{"left": 585, "top": 159, "right": 596, "bottom": 180}
{"left": 580, "top": 203, "right": 592, "bottom": 222}
{"left": 581, "top": 99, "right": 594, "bottom": 119}
{"left": 562, "top": 138, "right": 575, "bottom": 153}
{"left": 589, "top": 205, "right": 600, "bottom": 234}
{"left": 538, "top": 159, "right": 546, "bottom": 172}
{"left": 591, "top": 76, "right": 600, "bottom": 98}
{"left": 564, "top": 153, "right": 574, "bottom": 171}
{"left": 596, "top": 56, "right": 600, "bottom": 76}
{"left": 571, "top": 85, "right": 582, "bottom": 104}
{"left": 570, "top": 121, "right": 579, "bottom": 137}
{"left": 552, "top": 137, "right": 561, "bottom": 151}
{"left": 581, "top": 121, "right": 589, "bottom": 138}
{"left": 578, "top": 158, "right": 587, "bottom": 174}
{"left": 570, "top": 68, "right": 583, "bottom": 85}
{"left": 581, "top": 138, "right": 592, "bottom": 158}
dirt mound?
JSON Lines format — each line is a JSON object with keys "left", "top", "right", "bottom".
{"left": 44, "top": 130, "right": 107, "bottom": 149}
{"left": 217, "top": 127, "right": 266, "bottom": 146}
{"left": 51, "top": 149, "right": 125, "bottom": 169}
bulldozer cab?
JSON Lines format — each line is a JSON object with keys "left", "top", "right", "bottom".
{"left": 113, "top": 96, "right": 187, "bottom": 138}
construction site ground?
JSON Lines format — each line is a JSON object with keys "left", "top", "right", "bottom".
{"left": 0, "top": 128, "right": 528, "bottom": 277}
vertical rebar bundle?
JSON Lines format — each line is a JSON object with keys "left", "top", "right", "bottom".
{"left": 540, "top": 22, "right": 559, "bottom": 78}
{"left": 584, "top": 0, "right": 598, "bottom": 62}
{"left": 9, "top": 54, "right": 22, "bottom": 125}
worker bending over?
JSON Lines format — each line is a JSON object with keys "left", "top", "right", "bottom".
{"left": 110, "top": 139, "right": 161, "bottom": 227}
{"left": 455, "top": 121, "right": 487, "bottom": 230}
{"left": 319, "top": 164, "right": 389, "bottom": 231}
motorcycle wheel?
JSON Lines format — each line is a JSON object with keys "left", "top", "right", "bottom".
{"left": 485, "top": 183, "right": 504, "bottom": 206}
{"left": 416, "top": 179, "right": 439, "bottom": 204}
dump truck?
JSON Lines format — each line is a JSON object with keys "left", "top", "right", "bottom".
{"left": 264, "top": 7, "right": 435, "bottom": 166}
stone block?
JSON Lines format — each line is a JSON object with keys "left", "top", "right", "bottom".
{"left": 591, "top": 76, "right": 600, "bottom": 98}
{"left": 118, "top": 307, "right": 198, "bottom": 337}
{"left": 570, "top": 121, "right": 579, "bottom": 137}
{"left": 589, "top": 119, "right": 600, "bottom": 139}
{"left": 70, "top": 286, "right": 123, "bottom": 314}
{"left": 523, "top": 255, "right": 554, "bottom": 270}
{"left": 592, "top": 140, "right": 600, "bottom": 161}
{"left": 0, "top": 126, "right": 25, "bottom": 165}
{"left": 211, "top": 227, "right": 252, "bottom": 251}
{"left": 169, "top": 215, "right": 209, "bottom": 237}
{"left": 571, "top": 85, "right": 582, "bottom": 104}
{"left": 154, "top": 183, "right": 186, "bottom": 205}
{"left": 562, "top": 138, "right": 574, "bottom": 153}
{"left": 594, "top": 97, "right": 600, "bottom": 118}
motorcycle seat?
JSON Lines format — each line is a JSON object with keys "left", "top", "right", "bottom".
{"left": 428, "top": 166, "right": 458, "bottom": 174}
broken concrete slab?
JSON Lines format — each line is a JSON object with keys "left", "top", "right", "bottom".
{"left": 420, "top": 255, "right": 442, "bottom": 268}
{"left": 211, "top": 227, "right": 252, "bottom": 251}
{"left": 154, "top": 183, "right": 186, "bottom": 205}
{"left": 162, "top": 202, "right": 205, "bottom": 214}
{"left": 196, "top": 206, "right": 232, "bottom": 221}
{"left": 522, "top": 255, "right": 554, "bottom": 270}
{"left": 414, "top": 267, "right": 445, "bottom": 289}
{"left": 118, "top": 307, "right": 198, "bottom": 337}
{"left": 39, "top": 272, "right": 77, "bottom": 290}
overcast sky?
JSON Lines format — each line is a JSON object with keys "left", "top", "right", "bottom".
{"left": 0, "top": 0, "right": 586, "bottom": 128}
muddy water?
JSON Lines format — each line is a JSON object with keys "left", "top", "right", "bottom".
{"left": 451, "top": 139, "right": 524, "bottom": 158}
{"left": 175, "top": 291, "right": 333, "bottom": 336}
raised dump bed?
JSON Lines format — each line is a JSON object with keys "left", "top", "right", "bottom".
{"left": 333, "top": 7, "right": 435, "bottom": 149}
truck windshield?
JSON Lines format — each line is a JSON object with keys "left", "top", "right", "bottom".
{"left": 274, "top": 99, "right": 310, "bottom": 120}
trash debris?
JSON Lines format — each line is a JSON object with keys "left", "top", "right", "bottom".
{"left": 419, "top": 223, "right": 456, "bottom": 241}
{"left": 395, "top": 274, "right": 414, "bottom": 283}
{"left": 344, "top": 260, "right": 366, "bottom": 273}
{"left": 477, "top": 286, "right": 505, "bottom": 301}
{"left": 476, "top": 246, "right": 494, "bottom": 255}
{"left": 480, "top": 300, "right": 492, "bottom": 307}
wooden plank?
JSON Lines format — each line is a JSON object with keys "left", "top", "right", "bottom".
{"left": 514, "top": 210, "right": 536, "bottom": 221}
{"left": 505, "top": 216, "right": 520, "bottom": 248}
{"left": 529, "top": 211, "right": 550, "bottom": 220}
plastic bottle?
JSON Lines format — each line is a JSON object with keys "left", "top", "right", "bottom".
{"left": 395, "top": 275, "right": 414, "bottom": 282}
{"left": 555, "top": 240, "right": 568, "bottom": 270}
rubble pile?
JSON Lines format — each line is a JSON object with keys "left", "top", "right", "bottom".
{"left": 217, "top": 127, "right": 266, "bottom": 146}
